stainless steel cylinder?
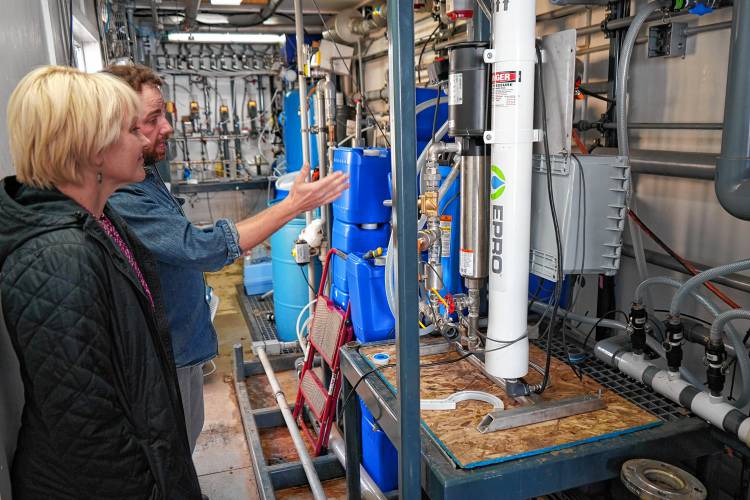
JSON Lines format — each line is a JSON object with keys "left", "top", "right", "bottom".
{"left": 460, "top": 154, "right": 489, "bottom": 279}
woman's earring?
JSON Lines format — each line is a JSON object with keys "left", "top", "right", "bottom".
{"left": 97, "top": 171, "right": 103, "bottom": 184}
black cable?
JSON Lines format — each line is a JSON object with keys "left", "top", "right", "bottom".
{"left": 297, "top": 264, "right": 317, "bottom": 294}
{"left": 438, "top": 191, "right": 458, "bottom": 216}
{"left": 582, "top": 310, "right": 629, "bottom": 348}
{"left": 652, "top": 309, "right": 712, "bottom": 327}
{"left": 535, "top": 43, "right": 564, "bottom": 395}
{"left": 430, "top": 82, "right": 443, "bottom": 146}
{"left": 578, "top": 86, "right": 616, "bottom": 104}
{"left": 417, "top": 24, "right": 440, "bottom": 85}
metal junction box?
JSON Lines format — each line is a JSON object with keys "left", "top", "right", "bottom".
{"left": 529, "top": 154, "right": 630, "bottom": 281}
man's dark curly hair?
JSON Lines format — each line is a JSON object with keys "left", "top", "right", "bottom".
{"left": 103, "top": 63, "right": 163, "bottom": 92}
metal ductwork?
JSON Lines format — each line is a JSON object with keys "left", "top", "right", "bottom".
{"left": 325, "top": 3, "right": 387, "bottom": 44}
{"left": 716, "top": 0, "right": 750, "bottom": 219}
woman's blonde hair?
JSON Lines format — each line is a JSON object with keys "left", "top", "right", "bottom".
{"left": 7, "top": 65, "right": 141, "bottom": 189}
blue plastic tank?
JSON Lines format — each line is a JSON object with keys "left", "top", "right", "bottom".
{"left": 438, "top": 165, "right": 464, "bottom": 297}
{"left": 330, "top": 284, "right": 349, "bottom": 310}
{"left": 331, "top": 221, "right": 390, "bottom": 294}
{"left": 332, "top": 148, "right": 392, "bottom": 225}
{"left": 270, "top": 216, "right": 321, "bottom": 341}
{"left": 281, "top": 89, "right": 319, "bottom": 172}
{"left": 346, "top": 253, "right": 395, "bottom": 343}
{"left": 360, "top": 398, "right": 398, "bottom": 492}
{"left": 416, "top": 87, "right": 449, "bottom": 142}
{"left": 243, "top": 259, "right": 272, "bottom": 296}
{"left": 528, "top": 274, "right": 572, "bottom": 309}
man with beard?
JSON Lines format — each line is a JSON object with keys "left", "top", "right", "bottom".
{"left": 105, "top": 64, "right": 348, "bottom": 457}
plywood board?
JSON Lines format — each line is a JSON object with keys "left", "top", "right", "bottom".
{"left": 359, "top": 342, "right": 661, "bottom": 469}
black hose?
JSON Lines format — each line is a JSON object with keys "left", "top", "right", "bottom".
{"left": 534, "top": 43, "right": 564, "bottom": 395}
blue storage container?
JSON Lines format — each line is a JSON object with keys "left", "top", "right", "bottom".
{"left": 331, "top": 221, "right": 390, "bottom": 294}
{"left": 438, "top": 165, "right": 463, "bottom": 298}
{"left": 270, "top": 217, "right": 321, "bottom": 341}
{"left": 360, "top": 398, "right": 398, "bottom": 492}
{"left": 528, "top": 274, "right": 572, "bottom": 309}
{"left": 416, "top": 87, "right": 449, "bottom": 142}
{"left": 346, "top": 253, "right": 395, "bottom": 343}
{"left": 244, "top": 259, "right": 273, "bottom": 296}
{"left": 332, "top": 148, "right": 392, "bottom": 224}
{"left": 330, "top": 284, "right": 349, "bottom": 310}
{"left": 281, "top": 89, "right": 319, "bottom": 172}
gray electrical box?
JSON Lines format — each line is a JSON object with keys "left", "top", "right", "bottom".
{"left": 648, "top": 23, "right": 687, "bottom": 58}
{"left": 529, "top": 154, "right": 630, "bottom": 281}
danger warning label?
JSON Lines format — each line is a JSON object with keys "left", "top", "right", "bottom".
{"left": 492, "top": 70, "right": 521, "bottom": 107}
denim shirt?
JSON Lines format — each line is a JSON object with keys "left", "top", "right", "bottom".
{"left": 109, "top": 168, "right": 242, "bottom": 367}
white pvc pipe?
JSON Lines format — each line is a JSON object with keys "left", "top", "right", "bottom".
{"left": 608, "top": 350, "right": 750, "bottom": 447}
{"left": 257, "top": 347, "right": 326, "bottom": 500}
{"left": 484, "top": 0, "right": 537, "bottom": 379}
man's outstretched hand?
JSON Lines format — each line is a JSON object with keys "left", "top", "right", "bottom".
{"left": 285, "top": 165, "right": 349, "bottom": 214}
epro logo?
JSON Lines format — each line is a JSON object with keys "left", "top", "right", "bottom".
{"left": 493, "top": 71, "right": 521, "bottom": 83}
{"left": 490, "top": 165, "right": 506, "bottom": 200}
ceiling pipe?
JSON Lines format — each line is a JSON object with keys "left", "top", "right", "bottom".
{"left": 716, "top": 0, "right": 750, "bottom": 219}
{"left": 594, "top": 148, "right": 716, "bottom": 180}
{"left": 182, "top": 0, "right": 202, "bottom": 30}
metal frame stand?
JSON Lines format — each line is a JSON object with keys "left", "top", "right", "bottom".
{"left": 233, "top": 345, "right": 344, "bottom": 499}
{"left": 386, "top": 0, "right": 421, "bottom": 497}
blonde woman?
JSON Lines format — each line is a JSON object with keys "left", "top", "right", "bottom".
{"left": 0, "top": 66, "right": 201, "bottom": 499}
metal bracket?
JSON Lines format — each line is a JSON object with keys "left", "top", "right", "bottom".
{"left": 421, "top": 391, "right": 505, "bottom": 411}
{"left": 477, "top": 393, "right": 606, "bottom": 434}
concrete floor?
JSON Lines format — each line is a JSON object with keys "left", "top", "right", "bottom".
{"left": 195, "top": 262, "right": 259, "bottom": 499}
{"left": 198, "top": 262, "right": 347, "bottom": 500}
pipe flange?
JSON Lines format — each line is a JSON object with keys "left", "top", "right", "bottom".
{"left": 620, "top": 459, "right": 707, "bottom": 500}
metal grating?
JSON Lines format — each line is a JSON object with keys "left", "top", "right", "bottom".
{"left": 239, "top": 292, "right": 300, "bottom": 354}
{"left": 300, "top": 371, "right": 327, "bottom": 419}
{"left": 309, "top": 299, "right": 344, "bottom": 364}
{"left": 533, "top": 337, "right": 690, "bottom": 423}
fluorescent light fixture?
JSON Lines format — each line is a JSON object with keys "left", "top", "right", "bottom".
{"left": 209, "top": 0, "right": 243, "bottom": 5}
{"left": 167, "top": 32, "right": 285, "bottom": 44}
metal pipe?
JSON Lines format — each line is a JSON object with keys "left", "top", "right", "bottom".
{"left": 577, "top": 8, "right": 693, "bottom": 37}
{"left": 577, "top": 20, "right": 731, "bottom": 55}
{"left": 328, "top": 426, "right": 388, "bottom": 500}
{"left": 602, "top": 122, "right": 723, "bottom": 130}
{"left": 256, "top": 347, "right": 326, "bottom": 500}
{"left": 293, "top": 0, "right": 316, "bottom": 304}
{"left": 594, "top": 148, "right": 716, "bottom": 180}
{"left": 190, "top": 24, "right": 322, "bottom": 33}
{"left": 536, "top": 5, "right": 588, "bottom": 21}
{"left": 622, "top": 244, "right": 750, "bottom": 294}
{"left": 314, "top": 81, "right": 328, "bottom": 230}
{"left": 460, "top": 154, "right": 489, "bottom": 282}
{"left": 717, "top": 0, "right": 750, "bottom": 220}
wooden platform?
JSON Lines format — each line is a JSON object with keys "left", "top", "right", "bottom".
{"left": 359, "top": 341, "right": 661, "bottom": 469}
